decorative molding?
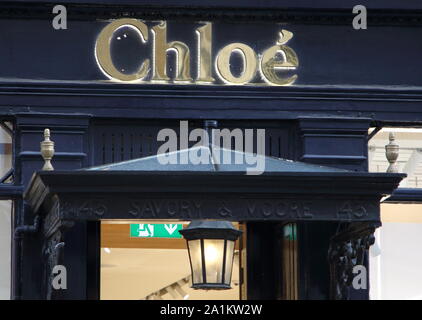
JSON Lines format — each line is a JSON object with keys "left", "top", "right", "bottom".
{"left": 58, "top": 196, "right": 382, "bottom": 222}
{"left": 384, "top": 188, "right": 422, "bottom": 203}
{"left": 3, "top": 83, "right": 422, "bottom": 102}
{"left": 0, "top": 3, "right": 422, "bottom": 25}
{"left": 24, "top": 171, "right": 404, "bottom": 214}
{"left": 43, "top": 200, "right": 74, "bottom": 238}
{"left": 0, "top": 185, "right": 23, "bottom": 198}
{"left": 3, "top": 84, "right": 422, "bottom": 123}
{"left": 18, "top": 152, "right": 87, "bottom": 159}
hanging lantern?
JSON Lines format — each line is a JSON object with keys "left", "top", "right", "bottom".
{"left": 179, "top": 220, "right": 242, "bottom": 290}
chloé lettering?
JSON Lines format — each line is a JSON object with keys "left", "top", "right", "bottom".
{"left": 95, "top": 19, "right": 299, "bottom": 86}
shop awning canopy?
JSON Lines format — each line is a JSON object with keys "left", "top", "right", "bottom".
{"left": 25, "top": 146, "right": 405, "bottom": 225}
{"left": 82, "top": 146, "right": 350, "bottom": 173}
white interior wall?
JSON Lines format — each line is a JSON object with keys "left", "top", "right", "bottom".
{"left": 370, "top": 204, "right": 422, "bottom": 300}
{"left": 0, "top": 200, "right": 11, "bottom": 300}
{"left": 101, "top": 248, "right": 239, "bottom": 300}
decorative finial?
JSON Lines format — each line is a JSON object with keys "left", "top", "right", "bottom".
{"left": 40, "top": 128, "right": 55, "bottom": 171}
{"left": 385, "top": 132, "right": 399, "bottom": 173}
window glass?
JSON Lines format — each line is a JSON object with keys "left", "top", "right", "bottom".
{"left": 224, "top": 240, "right": 235, "bottom": 285}
{"left": 0, "top": 121, "right": 13, "bottom": 300}
{"left": 188, "top": 239, "right": 203, "bottom": 284}
{"left": 369, "top": 128, "right": 422, "bottom": 188}
{"left": 204, "top": 239, "right": 225, "bottom": 284}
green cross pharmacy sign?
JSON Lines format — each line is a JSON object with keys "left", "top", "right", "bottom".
{"left": 130, "top": 223, "right": 183, "bottom": 239}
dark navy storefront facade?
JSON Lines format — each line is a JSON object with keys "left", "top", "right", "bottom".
{"left": 2, "top": 0, "right": 422, "bottom": 300}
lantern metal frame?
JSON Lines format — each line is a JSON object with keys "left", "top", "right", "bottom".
{"left": 179, "top": 220, "right": 242, "bottom": 290}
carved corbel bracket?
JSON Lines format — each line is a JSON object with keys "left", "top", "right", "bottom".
{"left": 42, "top": 198, "right": 75, "bottom": 300}
{"left": 43, "top": 199, "right": 75, "bottom": 238}
{"left": 328, "top": 221, "right": 380, "bottom": 300}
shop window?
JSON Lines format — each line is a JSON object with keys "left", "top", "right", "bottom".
{"left": 369, "top": 129, "right": 422, "bottom": 299}
{"left": 0, "top": 120, "right": 14, "bottom": 300}
{"left": 0, "top": 121, "right": 13, "bottom": 184}
{"left": 369, "top": 128, "right": 422, "bottom": 188}
{"left": 370, "top": 203, "right": 422, "bottom": 299}
{"left": 281, "top": 223, "right": 298, "bottom": 300}
{"left": 0, "top": 200, "right": 12, "bottom": 300}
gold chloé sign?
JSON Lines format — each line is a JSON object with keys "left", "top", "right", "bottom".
{"left": 95, "top": 19, "right": 298, "bottom": 86}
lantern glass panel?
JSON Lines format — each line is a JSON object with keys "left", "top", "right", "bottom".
{"left": 204, "top": 239, "right": 225, "bottom": 283}
{"left": 188, "top": 239, "right": 203, "bottom": 284}
{"left": 224, "top": 240, "right": 235, "bottom": 285}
